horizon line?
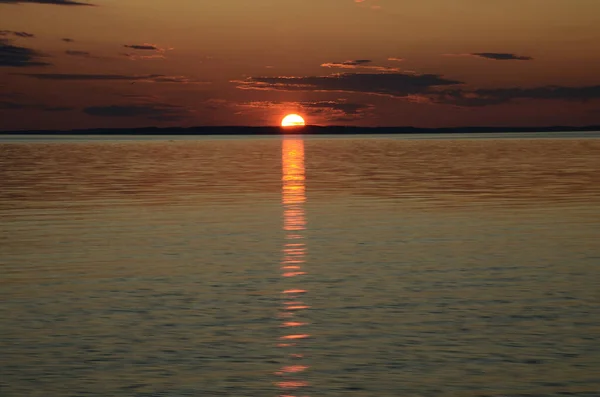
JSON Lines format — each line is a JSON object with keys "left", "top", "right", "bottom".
{"left": 1, "top": 124, "right": 600, "bottom": 135}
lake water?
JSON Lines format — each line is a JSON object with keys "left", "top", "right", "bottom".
{"left": 1, "top": 133, "right": 599, "bottom": 397}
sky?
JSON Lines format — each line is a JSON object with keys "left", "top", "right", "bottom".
{"left": 1, "top": 0, "right": 600, "bottom": 130}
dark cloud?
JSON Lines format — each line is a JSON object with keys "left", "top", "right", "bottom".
{"left": 444, "top": 52, "right": 533, "bottom": 61}
{"left": 432, "top": 90, "right": 506, "bottom": 107}
{"left": 472, "top": 53, "right": 533, "bottom": 61}
{"left": 16, "top": 73, "right": 207, "bottom": 84}
{"left": 65, "top": 49, "right": 94, "bottom": 58}
{"left": 0, "top": 90, "right": 23, "bottom": 99}
{"left": 0, "top": 100, "right": 26, "bottom": 109}
{"left": 43, "top": 106, "right": 72, "bottom": 111}
{"left": 0, "top": 30, "right": 35, "bottom": 38}
{"left": 123, "top": 44, "right": 160, "bottom": 51}
{"left": 121, "top": 44, "right": 170, "bottom": 59}
{"left": 0, "top": 39, "right": 50, "bottom": 67}
{"left": 0, "top": 0, "right": 94, "bottom": 5}
{"left": 0, "top": 100, "right": 72, "bottom": 111}
{"left": 84, "top": 105, "right": 161, "bottom": 117}
{"left": 236, "top": 72, "right": 463, "bottom": 98}
{"left": 436, "top": 85, "right": 600, "bottom": 106}
{"left": 83, "top": 103, "right": 191, "bottom": 121}
{"left": 19, "top": 73, "right": 135, "bottom": 80}
{"left": 61, "top": 38, "right": 74, "bottom": 42}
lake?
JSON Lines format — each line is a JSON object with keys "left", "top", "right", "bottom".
{"left": 1, "top": 133, "right": 599, "bottom": 397}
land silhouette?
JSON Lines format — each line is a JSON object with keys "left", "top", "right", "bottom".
{"left": 1, "top": 125, "right": 599, "bottom": 135}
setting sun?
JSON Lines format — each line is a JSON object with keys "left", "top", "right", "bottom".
{"left": 281, "top": 114, "right": 306, "bottom": 127}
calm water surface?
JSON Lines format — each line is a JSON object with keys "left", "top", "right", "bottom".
{"left": 1, "top": 135, "right": 599, "bottom": 397}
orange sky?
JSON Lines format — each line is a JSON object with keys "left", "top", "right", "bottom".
{"left": 1, "top": 0, "right": 600, "bottom": 130}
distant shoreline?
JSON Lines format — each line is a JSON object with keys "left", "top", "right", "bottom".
{"left": 1, "top": 125, "right": 599, "bottom": 135}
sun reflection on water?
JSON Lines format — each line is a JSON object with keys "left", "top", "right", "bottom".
{"left": 277, "top": 137, "right": 310, "bottom": 396}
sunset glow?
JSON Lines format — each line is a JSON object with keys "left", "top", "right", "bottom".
{"left": 1, "top": 1, "right": 600, "bottom": 130}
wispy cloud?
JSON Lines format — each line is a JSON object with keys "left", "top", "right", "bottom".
{"left": 121, "top": 43, "right": 171, "bottom": 60}
{"left": 0, "top": 39, "right": 50, "bottom": 67}
{"left": 444, "top": 52, "right": 533, "bottom": 61}
{"left": 0, "top": 30, "right": 35, "bottom": 38}
{"left": 16, "top": 73, "right": 141, "bottom": 80}
{"left": 235, "top": 72, "right": 462, "bottom": 98}
{"left": 123, "top": 44, "right": 161, "bottom": 51}
{"left": 239, "top": 99, "right": 374, "bottom": 122}
{"left": 435, "top": 85, "right": 600, "bottom": 107}
{"left": 304, "top": 100, "right": 372, "bottom": 115}
{"left": 65, "top": 49, "right": 96, "bottom": 58}
{"left": 61, "top": 37, "right": 74, "bottom": 42}
{"left": 0, "top": 0, "right": 95, "bottom": 5}
{"left": 0, "top": 100, "right": 71, "bottom": 111}
{"left": 121, "top": 53, "right": 165, "bottom": 61}
{"left": 387, "top": 57, "right": 404, "bottom": 62}
{"left": 16, "top": 73, "right": 208, "bottom": 84}
{"left": 321, "top": 59, "right": 400, "bottom": 72}
{"left": 84, "top": 102, "right": 193, "bottom": 121}
{"left": 323, "top": 59, "right": 372, "bottom": 67}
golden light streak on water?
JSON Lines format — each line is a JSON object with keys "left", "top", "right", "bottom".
{"left": 276, "top": 137, "right": 311, "bottom": 396}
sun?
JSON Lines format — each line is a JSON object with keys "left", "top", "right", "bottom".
{"left": 281, "top": 114, "right": 306, "bottom": 127}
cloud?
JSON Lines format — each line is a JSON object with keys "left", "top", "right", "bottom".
{"left": 0, "top": 39, "right": 50, "bottom": 67}
{"left": 238, "top": 70, "right": 596, "bottom": 109}
{"left": 61, "top": 38, "right": 74, "bottom": 42}
{"left": 472, "top": 53, "right": 533, "bottom": 61}
{"left": 0, "top": 90, "right": 22, "bottom": 99}
{"left": 321, "top": 59, "right": 400, "bottom": 72}
{"left": 435, "top": 85, "right": 600, "bottom": 107}
{"left": 123, "top": 44, "right": 160, "bottom": 51}
{"left": 65, "top": 49, "right": 95, "bottom": 58}
{"left": 120, "top": 53, "right": 165, "bottom": 61}
{"left": 387, "top": 57, "right": 404, "bottom": 62}
{"left": 148, "top": 75, "right": 205, "bottom": 83}
{"left": 0, "top": 100, "right": 72, "bottom": 111}
{"left": 238, "top": 99, "right": 374, "bottom": 122}
{"left": 323, "top": 59, "right": 372, "bottom": 67}
{"left": 121, "top": 43, "right": 171, "bottom": 60}
{"left": 241, "top": 100, "right": 370, "bottom": 114}
{"left": 444, "top": 52, "right": 533, "bottom": 61}
{"left": 18, "top": 73, "right": 135, "bottom": 80}
{"left": 0, "top": 100, "right": 28, "bottom": 109}
{"left": 83, "top": 103, "right": 192, "bottom": 121}
{"left": 42, "top": 106, "right": 72, "bottom": 111}
{"left": 16, "top": 73, "right": 208, "bottom": 84}
{"left": 201, "top": 98, "right": 229, "bottom": 111}
{"left": 303, "top": 100, "right": 372, "bottom": 115}
{"left": 0, "top": 0, "right": 94, "bottom": 5}
{"left": 235, "top": 72, "right": 463, "bottom": 98}
{"left": 0, "top": 30, "right": 35, "bottom": 38}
